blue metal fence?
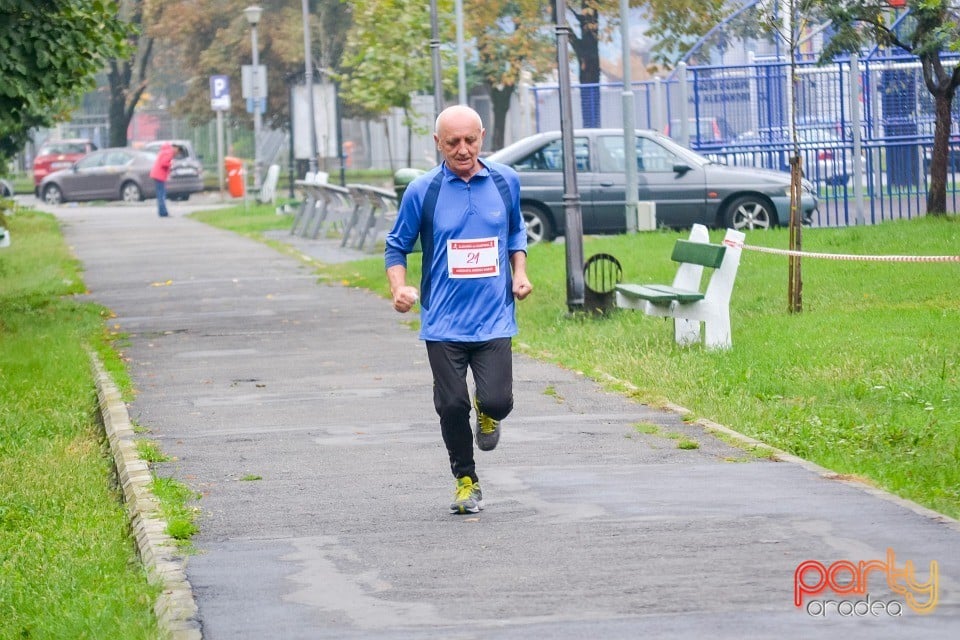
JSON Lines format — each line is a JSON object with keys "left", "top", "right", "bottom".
{"left": 530, "top": 53, "right": 960, "bottom": 227}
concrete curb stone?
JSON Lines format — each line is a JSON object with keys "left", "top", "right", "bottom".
{"left": 91, "top": 354, "right": 203, "bottom": 640}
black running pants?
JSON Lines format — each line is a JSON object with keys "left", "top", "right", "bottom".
{"left": 425, "top": 338, "right": 514, "bottom": 481}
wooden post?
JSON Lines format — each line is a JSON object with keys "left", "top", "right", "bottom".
{"left": 788, "top": 155, "right": 803, "bottom": 313}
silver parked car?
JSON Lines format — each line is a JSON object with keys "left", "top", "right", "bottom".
{"left": 39, "top": 148, "right": 157, "bottom": 205}
{"left": 142, "top": 139, "right": 205, "bottom": 201}
{"left": 485, "top": 129, "right": 819, "bottom": 244}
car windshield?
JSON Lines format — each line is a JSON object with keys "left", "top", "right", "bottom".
{"left": 644, "top": 133, "right": 711, "bottom": 167}
{"left": 39, "top": 142, "right": 89, "bottom": 155}
{"left": 510, "top": 137, "right": 591, "bottom": 171}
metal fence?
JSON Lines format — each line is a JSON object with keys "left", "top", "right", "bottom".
{"left": 531, "top": 52, "right": 960, "bottom": 227}
{"left": 29, "top": 48, "right": 960, "bottom": 227}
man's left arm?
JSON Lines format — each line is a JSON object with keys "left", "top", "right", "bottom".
{"left": 498, "top": 165, "right": 531, "bottom": 300}
{"left": 510, "top": 250, "right": 532, "bottom": 300}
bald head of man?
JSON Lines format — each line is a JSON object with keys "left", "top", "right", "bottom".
{"left": 434, "top": 105, "right": 486, "bottom": 180}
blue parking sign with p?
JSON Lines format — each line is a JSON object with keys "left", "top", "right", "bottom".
{"left": 211, "top": 75, "right": 231, "bottom": 111}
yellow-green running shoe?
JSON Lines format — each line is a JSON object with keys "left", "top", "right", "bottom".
{"left": 473, "top": 395, "right": 501, "bottom": 451}
{"left": 450, "top": 476, "right": 484, "bottom": 514}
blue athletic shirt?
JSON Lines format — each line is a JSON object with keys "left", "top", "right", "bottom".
{"left": 384, "top": 159, "right": 527, "bottom": 342}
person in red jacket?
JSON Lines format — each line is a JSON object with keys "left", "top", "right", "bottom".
{"left": 149, "top": 142, "right": 178, "bottom": 217}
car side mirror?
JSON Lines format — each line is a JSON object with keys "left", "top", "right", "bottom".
{"left": 673, "top": 163, "right": 691, "bottom": 174}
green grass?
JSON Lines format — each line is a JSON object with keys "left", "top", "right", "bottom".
{"left": 634, "top": 422, "right": 661, "bottom": 435}
{"left": 0, "top": 210, "right": 160, "bottom": 638}
{"left": 190, "top": 201, "right": 314, "bottom": 263}
{"left": 136, "top": 440, "right": 170, "bottom": 464}
{"left": 150, "top": 477, "right": 200, "bottom": 543}
{"left": 191, "top": 200, "right": 292, "bottom": 235}
{"left": 209, "top": 209, "right": 960, "bottom": 519}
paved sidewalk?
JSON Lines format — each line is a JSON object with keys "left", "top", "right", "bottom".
{"left": 46, "top": 200, "right": 960, "bottom": 639}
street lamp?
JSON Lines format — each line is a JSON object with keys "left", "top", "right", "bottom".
{"left": 301, "top": 0, "right": 318, "bottom": 175}
{"left": 244, "top": 5, "right": 263, "bottom": 191}
{"left": 554, "top": 0, "right": 585, "bottom": 311}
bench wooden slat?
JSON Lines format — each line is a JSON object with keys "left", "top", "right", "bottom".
{"left": 615, "top": 283, "right": 705, "bottom": 304}
{"left": 671, "top": 240, "right": 726, "bottom": 268}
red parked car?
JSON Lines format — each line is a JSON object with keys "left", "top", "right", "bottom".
{"left": 33, "top": 139, "right": 98, "bottom": 194}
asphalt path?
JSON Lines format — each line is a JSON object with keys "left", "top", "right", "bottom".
{"left": 36, "top": 196, "right": 960, "bottom": 639}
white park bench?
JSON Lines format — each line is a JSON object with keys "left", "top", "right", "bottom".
{"left": 615, "top": 224, "right": 746, "bottom": 349}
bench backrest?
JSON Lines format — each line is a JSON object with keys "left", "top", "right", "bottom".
{"left": 671, "top": 240, "right": 726, "bottom": 268}
{"left": 668, "top": 225, "right": 745, "bottom": 307}
{"left": 671, "top": 223, "right": 711, "bottom": 294}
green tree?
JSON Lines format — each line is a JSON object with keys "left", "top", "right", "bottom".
{"left": 820, "top": 0, "right": 959, "bottom": 214}
{"left": 468, "top": 0, "right": 555, "bottom": 150}
{"left": 0, "top": 0, "right": 127, "bottom": 167}
{"left": 641, "top": 0, "right": 738, "bottom": 67}
{"left": 149, "top": 0, "right": 350, "bottom": 131}
{"left": 339, "top": 0, "right": 454, "bottom": 167}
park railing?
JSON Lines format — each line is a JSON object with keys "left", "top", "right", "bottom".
{"left": 531, "top": 52, "right": 960, "bottom": 226}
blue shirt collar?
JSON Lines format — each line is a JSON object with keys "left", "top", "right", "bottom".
{"left": 441, "top": 158, "right": 491, "bottom": 182}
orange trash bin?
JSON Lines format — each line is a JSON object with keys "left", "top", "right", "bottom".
{"left": 225, "top": 156, "right": 245, "bottom": 197}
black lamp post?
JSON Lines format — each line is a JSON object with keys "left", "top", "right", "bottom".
{"left": 555, "top": 0, "right": 585, "bottom": 311}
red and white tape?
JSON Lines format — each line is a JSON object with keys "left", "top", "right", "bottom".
{"left": 726, "top": 240, "right": 960, "bottom": 263}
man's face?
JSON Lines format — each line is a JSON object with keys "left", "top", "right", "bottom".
{"left": 435, "top": 115, "right": 484, "bottom": 179}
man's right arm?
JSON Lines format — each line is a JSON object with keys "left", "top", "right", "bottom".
{"left": 387, "top": 265, "right": 419, "bottom": 313}
{"left": 385, "top": 175, "right": 428, "bottom": 314}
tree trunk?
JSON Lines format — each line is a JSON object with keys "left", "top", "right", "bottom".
{"left": 106, "top": 20, "right": 152, "bottom": 148}
{"left": 490, "top": 85, "right": 515, "bottom": 151}
{"left": 108, "top": 61, "right": 132, "bottom": 148}
{"left": 927, "top": 90, "right": 954, "bottom": 215}
{"left": 568, "top": 3, "right": 601, "bottom": 128}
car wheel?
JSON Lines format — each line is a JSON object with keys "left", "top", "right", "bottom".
{"left": 522, "top": 203, "right": 555, "bottom": 245}
{"left": 121, "top": 181, "right": 142, "bottom": 203}
{"left": 43, "top": 184, "right": 63, "bottom": 205}
{"left": 723, "top": 195, "right": 776, "bottom": 230}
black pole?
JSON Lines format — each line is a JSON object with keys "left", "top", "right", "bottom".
{"left": 555, "top": 0, "right": 585, "bottom": 311}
